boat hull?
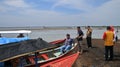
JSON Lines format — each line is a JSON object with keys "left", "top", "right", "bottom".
{"left": 26, "top": 39, "right": 79, "bottom": 67}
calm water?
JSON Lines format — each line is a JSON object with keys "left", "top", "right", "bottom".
{"left": 1, "top": 28, "right": 119, "bottom": 42}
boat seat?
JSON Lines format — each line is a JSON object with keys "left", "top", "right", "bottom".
{"left": 28, "top": 57, "right": 35, "bottom": 64}
{"left": 28, "top": 54, "right": 49, "bottom": 64}
{"left": 41, "top": 54, "right": 49, "bottom": 60}
{"left": 54, "top": 52, "right": 61, "bottom": 57}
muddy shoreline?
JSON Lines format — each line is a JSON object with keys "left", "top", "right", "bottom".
{"left": 73, "top": 39, "right": 120, "bottom": 67}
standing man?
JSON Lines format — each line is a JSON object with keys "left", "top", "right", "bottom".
{"left": 86, "top": 26, "right": 92, "bottom": 48}
{"left": 76, "top": 26, "right": 84, "bottom": 53}
{"left": 103, "top": 26, "right": 114, "bottom": 61}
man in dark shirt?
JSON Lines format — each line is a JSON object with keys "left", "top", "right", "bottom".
{"left": 76, "top": 26, "right": 84, "bottom": 53}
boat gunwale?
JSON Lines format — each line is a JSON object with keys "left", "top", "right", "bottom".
{"left": 39, "top": 43, "right": 78, "bottom": 63}
{"left": 25, "top": 42, "right": 78, "bottom": 67}
{"left": 0, "top": 46, "right": 57, "bottom": 62}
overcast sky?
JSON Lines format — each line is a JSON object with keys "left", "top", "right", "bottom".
{"left": 0, "top": 0, "right": 120, "bottom": 27}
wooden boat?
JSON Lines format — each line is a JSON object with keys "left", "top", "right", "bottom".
{"left": 25, "top": 39, "right": 79, "bottom": 67}
{"left": 0, "top": 38, "right": 57, "bottom": 67}
{"left": 0, "top": 38, "right": 79, "bottom": 67}
{"left": 0, "top": 30, "right": 32, "bottom": 67}
{"left": 0, "top": 30, "right": 31, "bottom": 45}
{"left": 49, "top": 39, "right": 65, "bottom": 45}
{"left": 41, "top": 52, "right": 79, "bottom": 67}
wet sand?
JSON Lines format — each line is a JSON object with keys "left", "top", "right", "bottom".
{"left": 73, "top": 39, "right": 120, "bottom": 67}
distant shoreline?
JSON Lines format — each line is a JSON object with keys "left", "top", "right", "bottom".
{"left": 0, "top": 26, "right": 120, "bottom": 31}
{"left": 34, "top": 26, "right": 108, "bottom": 30}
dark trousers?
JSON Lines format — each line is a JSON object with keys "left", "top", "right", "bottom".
{"left": 86, "top": 37, "right": 92, "bottom": 48}
{"left": 105, "top": 46, "right": 114, "bottom": 60}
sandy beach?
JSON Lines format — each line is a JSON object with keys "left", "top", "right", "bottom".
{"left": 73, "top": 39, "right": 120, "bottom": 67}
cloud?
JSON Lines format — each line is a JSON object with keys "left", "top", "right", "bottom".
{"left": 0, "top": 0, "right": 31, "bottom": 13}
{"left": 51, "top": 0, "right": 94, "bottom": 12}
{"left": 0, "top": 0, "right": 119, "bottom": 26}
{"left": 3, "top": 0, "right": 30, "bottom": 8}
{"left": 81, "top": 0, "right": 120, "bottom": 25}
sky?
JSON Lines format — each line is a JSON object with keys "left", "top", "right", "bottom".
{"left": 0, "top": 0, "right": 120, "bottom": 27}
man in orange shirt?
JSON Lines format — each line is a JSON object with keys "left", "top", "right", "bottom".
{"left": 103, "top": 26, "right": 114, "bottom": 61}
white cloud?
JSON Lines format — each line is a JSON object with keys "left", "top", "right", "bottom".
{"left": 0, "top": 0, "right": 31, "bottom": 13}
{"left": 0, "top": 0, "right": 119, "bottom": 26}
{"left": 81, "top": 0, "right": 120, "bottom": 25}
{"left": 3, "top": 0, "right": 30, "bottom": 8}
{"left": 52, "top": 0, "right": 94, "bottom": 11}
